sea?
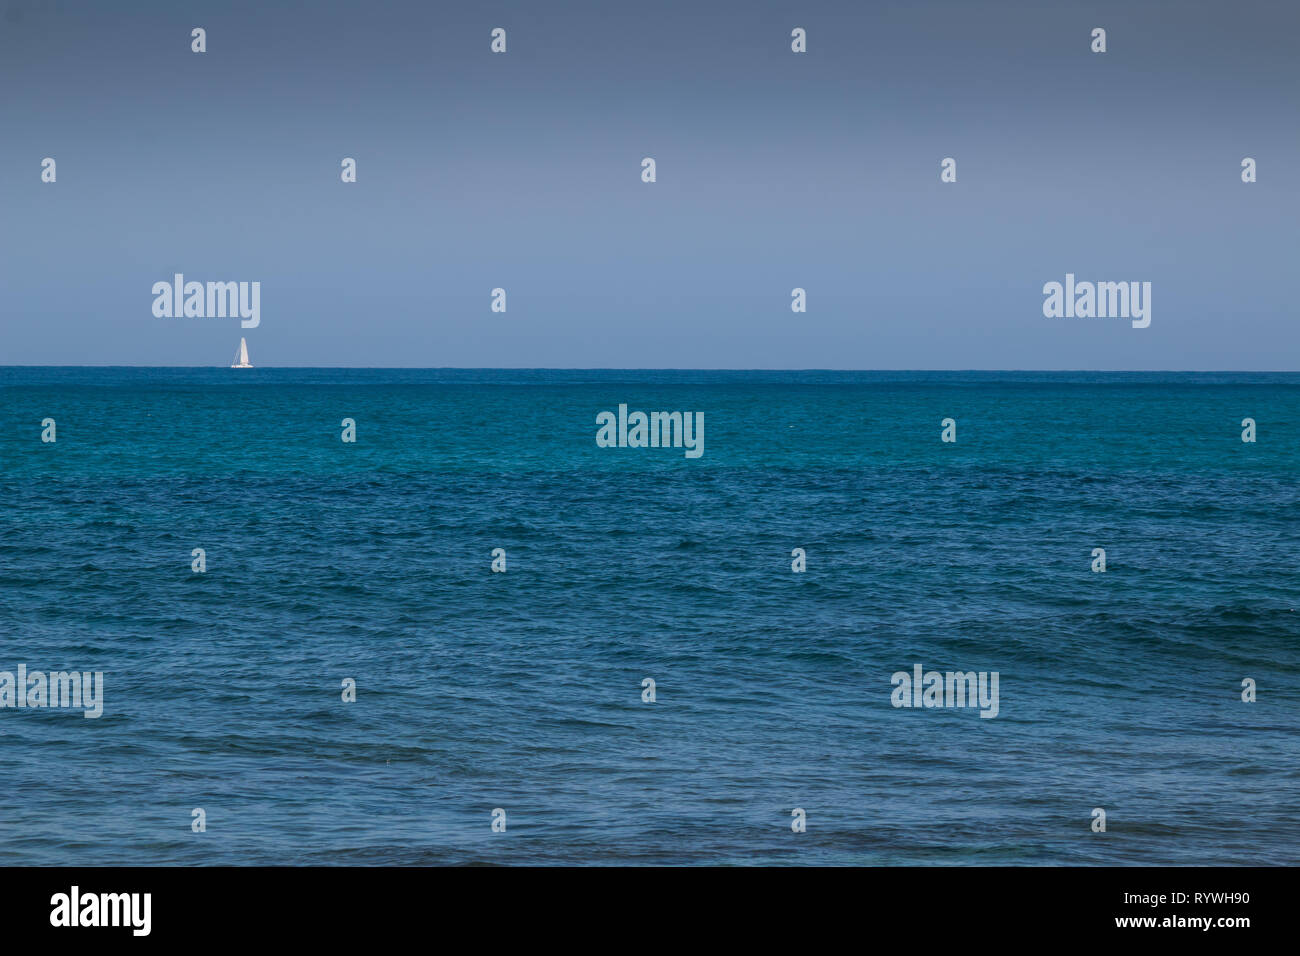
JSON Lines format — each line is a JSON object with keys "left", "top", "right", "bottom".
{"left": 0, "top": 368, "right": 1296, "bottom": 865}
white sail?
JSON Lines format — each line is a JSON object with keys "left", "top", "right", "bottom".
{"left": 231, "top": 337, "right": 252, "bottom": 368}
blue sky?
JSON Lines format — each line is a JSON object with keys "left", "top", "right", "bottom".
{"left": 1, "top": 0, "right": 1296, "bottom": 368}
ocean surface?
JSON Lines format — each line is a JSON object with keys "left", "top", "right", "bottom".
{"left": 1, "top": 368, "right": 1297, "bottom": 866}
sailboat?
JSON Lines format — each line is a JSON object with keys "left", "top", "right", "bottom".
{"left": 231, "top": 337, "right": 253, "bottom": 368}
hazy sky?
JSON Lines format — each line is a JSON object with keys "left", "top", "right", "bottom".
{"left": 1, "top": 0, "right": 1296, "bottom": 368}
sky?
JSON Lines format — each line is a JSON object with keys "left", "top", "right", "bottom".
{"left": 1, "top": 0, "right": 1296, "bottom": 368}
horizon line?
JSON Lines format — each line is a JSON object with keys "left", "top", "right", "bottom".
{"left": 2, "top": 366, "right": 1300, "bottom": 374}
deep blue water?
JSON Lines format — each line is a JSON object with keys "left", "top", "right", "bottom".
{"left": 1, "top": 368, "right": 1297, "bottom": 865}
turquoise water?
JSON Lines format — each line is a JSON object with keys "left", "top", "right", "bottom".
{"left": 1, "top": 369, "right": 1297, "bottom": 864}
